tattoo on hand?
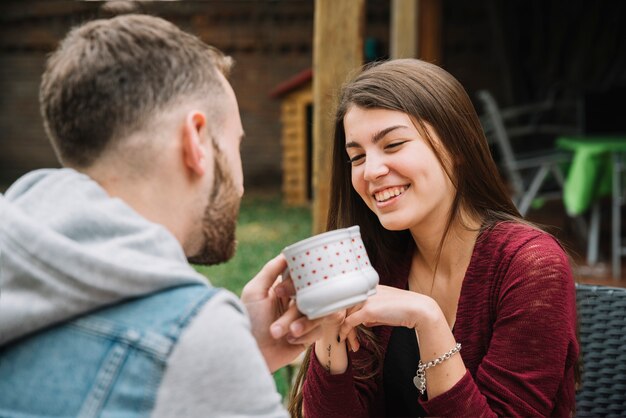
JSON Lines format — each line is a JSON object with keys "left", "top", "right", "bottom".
{"left": 325, "top": 344, "right": 332, "bottom": 372}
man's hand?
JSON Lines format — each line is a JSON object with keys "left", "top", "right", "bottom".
{"left": 241, "top": 254, "right": 324, "bottom": 372}
{"left": 242, "top": 254, "right": 365, "bottom": 371}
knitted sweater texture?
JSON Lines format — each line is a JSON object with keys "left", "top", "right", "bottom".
{"left": 302, "top": 222, "right": 579, "bottom": 417}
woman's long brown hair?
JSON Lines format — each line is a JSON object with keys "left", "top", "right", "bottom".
{"left": 288, "top": 59, "right": 530, "bottom": 417}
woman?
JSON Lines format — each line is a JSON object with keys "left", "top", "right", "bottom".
{"left": 288, "top": 59, "right": 579, "bottom": 417}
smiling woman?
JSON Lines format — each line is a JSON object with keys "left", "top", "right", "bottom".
{"left": 344, "top": 108, "right": 454, "bottom": 233}
{"left": 288, "top": 59, "right": 579, "bottom": 418}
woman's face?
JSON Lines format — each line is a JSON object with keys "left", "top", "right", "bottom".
{"left": 343, "top": 105, "right": 456, "bottom": 232}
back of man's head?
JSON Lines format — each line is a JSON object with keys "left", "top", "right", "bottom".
{"left": 40, "top": 14, "right": 233, "bottom": 169}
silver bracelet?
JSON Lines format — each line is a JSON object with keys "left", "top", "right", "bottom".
{"left": 413, "top": 342, "right": 462, "bottom": 395}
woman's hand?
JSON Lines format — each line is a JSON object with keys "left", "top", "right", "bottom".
{"left": 338, "top": 285, "right": 438, "bottom": 342}
{"left": 339, "top": 285, "right": 464, "bottom": 398}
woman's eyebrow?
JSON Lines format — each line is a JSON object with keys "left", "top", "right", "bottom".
{"left": 345, "top": 125, "right": 408, "bottom": 149}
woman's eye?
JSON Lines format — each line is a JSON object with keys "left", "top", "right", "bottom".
{"left": 385, "top": 141, "right": 407, "bottom": 151}
{"left": 348, "top": 154, "right": 365, "bottom": 166}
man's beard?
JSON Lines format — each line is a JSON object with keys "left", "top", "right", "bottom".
{"left": 187, "top": 147, "right": 241, "bottom": 266}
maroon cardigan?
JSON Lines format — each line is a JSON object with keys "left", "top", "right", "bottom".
{"left": 302, "top": 222, "right": 579, "bottom": 417}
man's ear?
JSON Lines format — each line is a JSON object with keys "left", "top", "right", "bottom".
{"left": 181, "top": 111, "right": 208, "bottom": 177}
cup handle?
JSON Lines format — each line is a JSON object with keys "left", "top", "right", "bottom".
{"left": 280, "top": 267, "right": 296, "bottom": 300}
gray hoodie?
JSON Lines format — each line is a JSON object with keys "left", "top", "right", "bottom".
{"left": 0, "top": 169, "right": 287, "bottom": 417}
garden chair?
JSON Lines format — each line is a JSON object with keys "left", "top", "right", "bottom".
{"left": 612, "top": 152, "right": 626, "bottom": 279}
{"left": 575, "top": 283, "right": 626, "bottom": 416}
{"left": 476, "top": 89, "right": 582, "bottom": 217}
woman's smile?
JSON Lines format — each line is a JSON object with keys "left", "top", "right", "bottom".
{"left": 373, "top": 184, "right": 410, "bottom": 203}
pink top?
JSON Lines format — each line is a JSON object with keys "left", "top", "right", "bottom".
{"left": 302, "top": 222, "right": 579, "bottom": 417}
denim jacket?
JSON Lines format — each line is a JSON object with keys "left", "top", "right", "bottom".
{"left": 0, "top": 284, "right": 217, "bottom": 417}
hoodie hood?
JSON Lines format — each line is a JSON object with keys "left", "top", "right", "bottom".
{"left": 0, "top": 168, "right": 208, "bottom": 345}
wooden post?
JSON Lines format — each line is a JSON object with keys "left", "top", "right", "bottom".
{"left": 312, "top": 0, "right": 365, "bottom": 234}
{"left": 418, "top": 0, "right": 442, "bottom": 63}
{"left": 390, "top": 0, "right": 418, "bottom": 59}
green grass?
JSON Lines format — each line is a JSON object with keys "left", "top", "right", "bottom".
{"left": 193, "top": 191, "right": 312, "bottom": 401}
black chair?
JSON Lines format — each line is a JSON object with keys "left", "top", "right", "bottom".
{"left": 611, "top": 152, "right": 626, "bottom": 279}
{"left": 575, "top": 283, "right": 626, "bottom": 416}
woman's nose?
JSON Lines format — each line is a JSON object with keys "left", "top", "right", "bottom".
{"left": 363, "top": 154, "right": 389, "bottom": 181}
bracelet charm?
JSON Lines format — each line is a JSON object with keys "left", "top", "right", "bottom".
{"left": 413, "top": 342, "right": 462, "bottom": 395}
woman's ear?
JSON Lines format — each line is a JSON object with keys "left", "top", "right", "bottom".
{"left": 181, "top": 111, "right": 208, "bottom": 177}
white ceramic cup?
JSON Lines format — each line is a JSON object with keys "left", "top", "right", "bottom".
{"left": 282, "top": 226, "right": 379, "bottom": 319}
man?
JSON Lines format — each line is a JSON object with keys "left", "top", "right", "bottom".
{"left": 0, "top": 14, "right": 318, "bottom": 417}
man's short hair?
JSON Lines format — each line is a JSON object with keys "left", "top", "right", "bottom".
{"left": 40, "top": 14, "right": 233, "bottom": 168}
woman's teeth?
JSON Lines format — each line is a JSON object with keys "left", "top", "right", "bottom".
{"left": 374, "top": 186, "right": 408, "bottom": 202}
